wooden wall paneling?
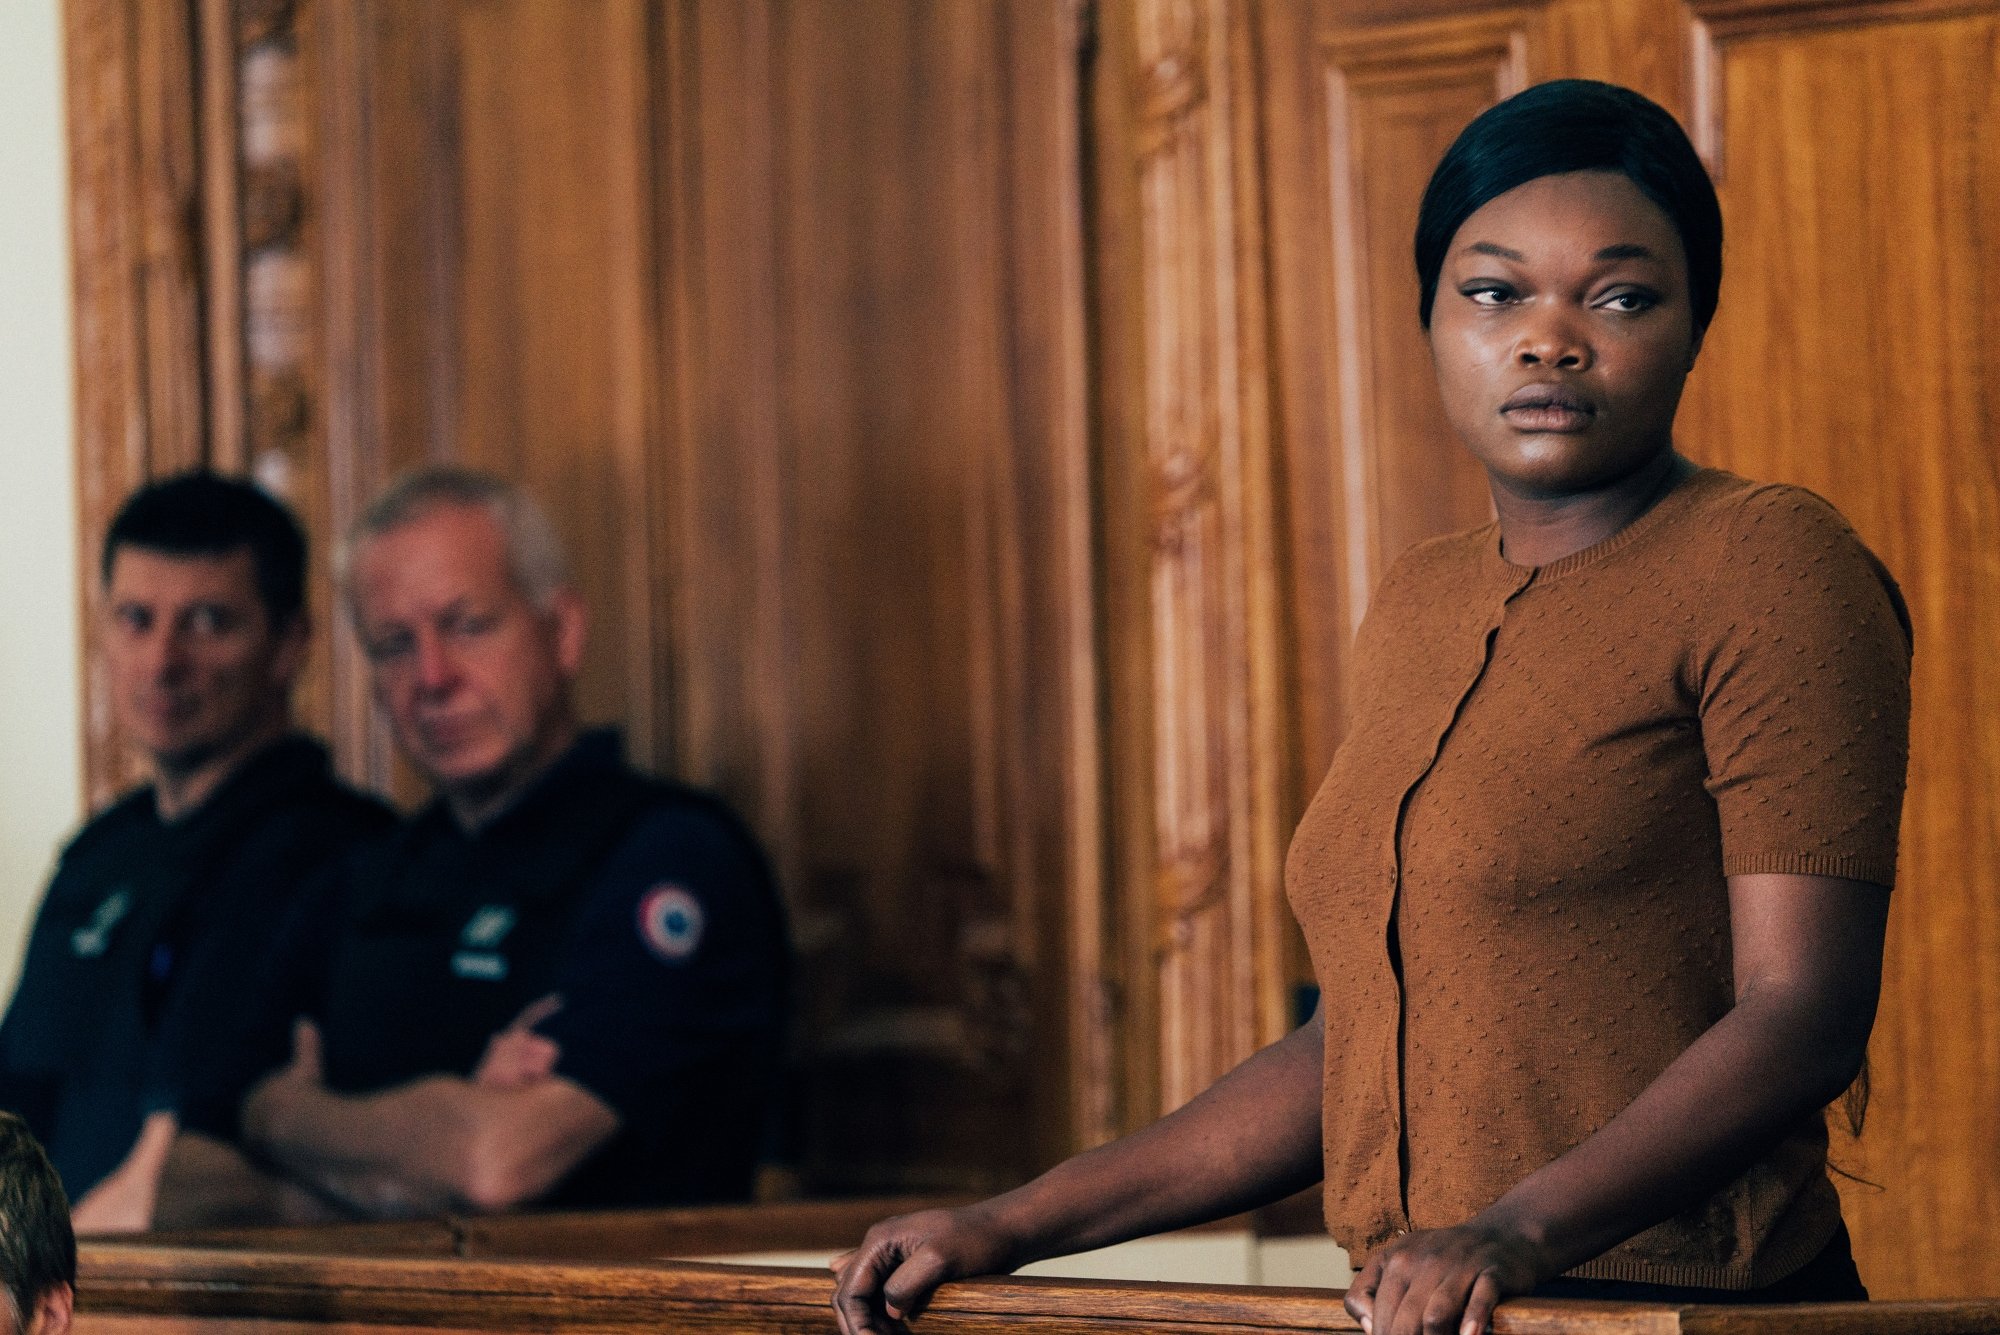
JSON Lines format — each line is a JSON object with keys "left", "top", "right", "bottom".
{"left": 655, "top": 0, "right": 798, "bottom": 902}
{"left": 1253, "top": 0, "right": 1348, "bottom": 811}
{"left": 318, "top": 0, "right": 476, "bottom": 795}
{"left": 1093, "top": 0, "right": 1293, "bottom": 1125}
{"left": 66, "top": 0, "right": 214, "bottom": 808}
{"left": 313, "top": 0, "right": 392, "bottom": 790}
{"left": 954, "top": 0, "right": 1112, "bottom": 1169}
{"left": 1674, "top": 0, "right": 2000, "bottom": 1295}
{"left": 998, "top": 0, "right": 1121, "bottom": 1160}
{"left": 658, "top": 0, "right": 1098, "bottom": 1189}
{"left": 765, "top": 0, "right": 1027, "bottom": 1191}
{"left": 195, "top": 0, "right": 246, "bottom": 476}
{"left": 1537, "top": 0, "right": 1692, "bottom": 111}
{"left": 444, "top": 0, "right": 668, "bottom": 768}
{"left": 1320, "top": 11, "right": 1539, "bottom": 634}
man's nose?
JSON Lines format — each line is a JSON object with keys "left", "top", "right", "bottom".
{"left": 413, "top": 633, "right": 460, "bottom": 696}
{"left": 146, "top": 628, "right": 193, "bottom": 682}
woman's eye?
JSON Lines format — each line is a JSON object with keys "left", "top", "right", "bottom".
{"left": 1599, "top": 290, "right": 1658, "bottom": 313}
{"left": 1462, "top": 285, "right": 1513, "bottom": 307}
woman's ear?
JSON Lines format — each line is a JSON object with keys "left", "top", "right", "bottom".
{"left": 26, "top": 1284, "right": 73, "bottom": 1335}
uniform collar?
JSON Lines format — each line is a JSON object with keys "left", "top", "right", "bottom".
{"left": 421, "top": 728, "right": 630, "bottom": 847}
{"left": 149, "top": 733, "right": 332, "bottom": 831}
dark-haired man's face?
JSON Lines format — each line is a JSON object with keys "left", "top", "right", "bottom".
{"left": 1427, "top": 170, "right": 1699, "bottom": 500}
{"left": 103, "top": 547, "right": 303, "bottom": 776}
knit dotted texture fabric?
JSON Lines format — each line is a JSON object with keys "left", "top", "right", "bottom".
{"left": 1285, "top": 467, "right": 1912, "bottom": 1290}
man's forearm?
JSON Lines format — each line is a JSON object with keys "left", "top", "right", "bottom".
{"left": 249, "top": 1075, "right": 485, "bottom": 1211}
{"left": 154, "top": 1130, "right": 350, "bottom": 1229}
{"left": 246, "top": 1071, "right": 618, "bottom": 1215}
{"left": 72, "top": 1111, "right": 178, "bottom": 1233}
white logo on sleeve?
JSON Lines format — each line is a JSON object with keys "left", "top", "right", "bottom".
{"left": 71, "top": 888, "right": 133, "bottom": 958}
{"left": 637, "top": 885, "right": 705, "bottom": 963}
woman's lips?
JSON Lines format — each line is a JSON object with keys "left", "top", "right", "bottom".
{"left": 1501, "top": 384, "right": 1596, "bottom": 433}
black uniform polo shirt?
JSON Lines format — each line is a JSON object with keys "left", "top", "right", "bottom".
{"left": 0, "top": 736, "right": 393, "bottom": 1197}
{"left": 185, "top": 730, "right": 789, "bottom": 1209}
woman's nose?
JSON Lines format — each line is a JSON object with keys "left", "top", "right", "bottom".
{"left": 1514, "top": 312, "right": 1592, "bottom": 370}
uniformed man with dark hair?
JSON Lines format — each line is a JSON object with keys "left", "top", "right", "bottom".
{"left": 164, "top": 467, "right": 787, "bottom": 1220}
{"left": 0, "top": 473, "right": 392, "bottom": 1231}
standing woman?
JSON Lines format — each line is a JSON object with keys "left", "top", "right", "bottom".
{"left": 833, "top": 80, "right": 1911, "bottom": 1335}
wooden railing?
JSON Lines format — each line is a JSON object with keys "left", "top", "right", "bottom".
{"left": 103, "top": 1196, "right": 964, "bottom": 1260}
{"left": 74, "top": 1204, "right": 2000, "bottom": 1335}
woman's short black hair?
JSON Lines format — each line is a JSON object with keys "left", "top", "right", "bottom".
{"left": 1414, "top": 79, "right": 1722, "bottom": 334}
{"left": 102, "top": 471, "right": 309, "bottom": 626}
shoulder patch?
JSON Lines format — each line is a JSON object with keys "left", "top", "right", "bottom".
{"left": 636, "top": 884, "right": 705, "bottom": 963}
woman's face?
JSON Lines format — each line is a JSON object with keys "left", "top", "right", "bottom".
{"left": 1427, "top": 170, "right": 1700, "bottom": 499}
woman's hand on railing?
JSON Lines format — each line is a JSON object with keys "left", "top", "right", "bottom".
{"left": 830, "top": 1203, "right": 1021, "bottom": 1334}
{"left": 1343, "top": 1223, "right": 1548, "bottom": 1335}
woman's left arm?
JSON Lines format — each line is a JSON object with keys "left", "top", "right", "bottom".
{"left": 1347, "top": 871, "right": 1887, "bottom": 1335}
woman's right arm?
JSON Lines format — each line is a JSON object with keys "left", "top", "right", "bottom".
{"left": 831, "top": 1005, "right": 1327, "bottom": 1335}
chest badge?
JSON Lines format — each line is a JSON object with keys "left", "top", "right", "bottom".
{"left": 70, "top": 888, "right": 133, "bottom": 959}
{"left": 637, "top": 885, "right": 704, "bottom": 963}
{"left": 451, "top": 904, "right": 518, "bottom": 981}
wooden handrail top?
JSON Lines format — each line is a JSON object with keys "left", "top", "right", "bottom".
{"left": 76, "top": 1244, "right": 2000, "bottom": 1335}
{"left": 99, "top": 1195, "right": 974, "bottom": 1259}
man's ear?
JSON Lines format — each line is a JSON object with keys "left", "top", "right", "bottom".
{"left": 268, "top": 611, "right": 310, "bottom": 693}
{"left": 27, "top": 1284, "right": 73, "bottom": 1335}
{"left": 549, "top": 590, "right": 587, "bottom": 679}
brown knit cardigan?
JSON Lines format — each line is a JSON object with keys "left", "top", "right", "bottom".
{"left": 1286, "top": 467, "right": 1912, "bottom": 1288}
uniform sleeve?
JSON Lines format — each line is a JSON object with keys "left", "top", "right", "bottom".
{"left": 1694, "top": 485, "right": 1913, "bottom": 886}
{"left": 166, "top": 858, "right": 346, "bottom": 1140}
{"left": 537, "top": 805, "right": 787, "bottom": 1121}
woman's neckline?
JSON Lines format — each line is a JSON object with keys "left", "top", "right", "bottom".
{"left": 1492, "top": 455, "right": 1709, "bottom": 580}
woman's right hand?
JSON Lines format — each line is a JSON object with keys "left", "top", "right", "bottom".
{"left": 828, "top": 1008, "right": 1328, "bottom": 1333}
{"left": 831, "top": 1203, "right": 1023, "bottom": 1334}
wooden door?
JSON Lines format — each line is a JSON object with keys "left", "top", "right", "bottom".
{"left": 1256, "top": 0, "right": 2000, "bottom": 1299}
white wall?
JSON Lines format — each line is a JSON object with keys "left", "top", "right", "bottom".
{"left": 0, "top": 0, "right": 80, "bottom": 1000}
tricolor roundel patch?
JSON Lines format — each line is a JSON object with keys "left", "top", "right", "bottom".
{"left": 637, "top": 884, "right": 705, "bottom": 963}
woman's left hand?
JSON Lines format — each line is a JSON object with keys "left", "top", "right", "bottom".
{"left": 1344, "top": 1223, "right": 1552, "bottom": 1335}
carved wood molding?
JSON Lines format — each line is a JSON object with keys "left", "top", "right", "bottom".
{"left": 1687, "top": 0, "right": 1997, "bottom": 175}
{"left": 1318, "top": 10, "right": 1539, "bottom": 631}
{"left": 66, "top": 0, "right": 215, "bottom": 808}
{"left": 65, "top": 0, "right": 355, "bottom": 805}
{"left": 1688, "top": 0, "right": 1994, "bottom": 35}
{"left": 1323, "top": 9, "right": 1538, "bottom": 83}
{"left": 1123, "top": 0, "right": 1290, "bottom": 1115}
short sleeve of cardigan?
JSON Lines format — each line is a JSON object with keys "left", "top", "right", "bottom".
{"left": 1695, "top": 484, "right": 1912, "bottom": 886}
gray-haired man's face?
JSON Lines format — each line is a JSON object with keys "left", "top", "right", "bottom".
{"left": 348, "top": 503, "right": 583, "bottom": 812}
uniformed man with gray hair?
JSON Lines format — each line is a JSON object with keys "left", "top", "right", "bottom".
{"left": 162, "top": 467, "right": 788, "bottom": 1222}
